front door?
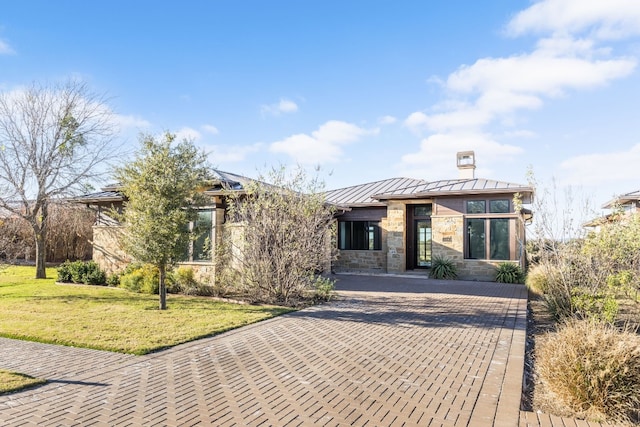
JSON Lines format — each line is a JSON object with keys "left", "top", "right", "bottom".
{"left": 415, "top": 219, "right": 432, "bottom": 268}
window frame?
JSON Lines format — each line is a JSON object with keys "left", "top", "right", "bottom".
{"left": 338, "top": 220, "right": 382, "bottom": 251}
{"left": 464, "top": 198, "right": 515, "bottom": 261}
{"left": 183, "top": 208, "right": 214, "bottom": 263}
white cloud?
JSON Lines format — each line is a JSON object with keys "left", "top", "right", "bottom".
{"left": 261, "top": 98, "right": 299, "bottom": 116}
{"left": 270, "top": 120, "right": 378, "bottom": 164}
{"left": 0, "top": 39, "right": 14, "bottom": 55}
{"left": 507, "top": 0, "right": 640, "bottom": 40}
{"left": 202, "top": 124, "right": 219, "bottom": 135}
{"left": 378, "top": 115, "right": 397, "bottom": 125}
{"left": 112, "top": 114, "right": 151, "bottom": 130}
{"left": 399, "top": 131, "right": 523, "bottom": 179}
{"left": 559, "top": 143, "right": 640, "bottom": 186}
{"left": 208, "top": 143, "right": 263, "bottom": 163}
{"left": 175, "top": 126, "right": 201, "bottom": 142}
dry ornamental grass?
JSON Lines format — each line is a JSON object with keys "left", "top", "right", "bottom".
{"left": 536, "top": 319, "right": 640, "bottom": 425}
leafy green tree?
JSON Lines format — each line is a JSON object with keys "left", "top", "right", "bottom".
{"left": 115, "top": 132, "right": 209, "bottom": 309}
{"left": 0, "top": 81, "right": 116, "bottom": 278}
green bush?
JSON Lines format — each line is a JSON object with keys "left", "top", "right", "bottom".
{"left": 537, "top": 320, "right": 640, "bottom": 424}
{"left": 167, "top": 266, "right": 214, "bottom": 296}
{"left": 119, "top": 264, "right": 159, "bottom": 294}
{"left": 106, "top": 273, "right": 120, "bottom": 287}
{"left": 430, "top": 256, "right": 458, "bottom": 280}
{"left": 495, "top": 262, "right": 524, "bottom": 284}
{"left": 310, "top": 275, "right": 335, "bottom": 302}
{"left": 571, "top": 288, "right": 618, "bottom": 324}
{"left": 56, "top": 260, "right": 106, "bottom": 286}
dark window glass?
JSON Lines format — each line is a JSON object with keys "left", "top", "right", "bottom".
{"left": 466, "top": 200, "right": 486, "bottom": 214}
{"left": 466, "top": 218, "right": 486, "bottom": 259}
{"left": 338, "top": 221, "right": 381, "bottom": 250}
{"left": 193, "top": 210, "right": 213, "bottom": 261}
{"left": 489, "top": 200, "right": 510, "bottom": 213}
{"left": 414, "top": 205, "right": 432, "bottom": 217}
{"left": 490, "top": 219, "right": 509, "bottom": 260}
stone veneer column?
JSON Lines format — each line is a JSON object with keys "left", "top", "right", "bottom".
{"left": 386, "top": 201, "right": 406, "bottom": 273}
{"left": 431, "top": 215, "right": 464, "bottom": 268}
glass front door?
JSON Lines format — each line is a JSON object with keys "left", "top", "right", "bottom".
{"left": 415, "top": 219, "right": 432, "bottom": 268}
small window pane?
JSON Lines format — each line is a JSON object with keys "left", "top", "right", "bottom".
{"left": 490, "top": 218, "right": 510, "bottom": 260}
{"left": 466, "top": 218, "right": 485, "bottom": 259}
{"left": 467, "top": 200, "right": 486, "bottom": 214}
{"left": 415, "top": 205, "right": 432, "bottom": 217}
{"left": 489, "top": 200, "right": 510, "bottom": 213}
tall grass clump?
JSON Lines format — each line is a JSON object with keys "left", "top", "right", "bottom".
{"left": 537, "top": 320, "right": 640, "bottom": 424}
{"left": 429, "top": 255, "right": 458, "bottom": 280}
{"left": 495, "top": 262, "right": 524, "bottom": 283}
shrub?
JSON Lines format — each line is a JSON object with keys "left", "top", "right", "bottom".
{"left": 495, "top": 262, "right": 524, "bottom": 284}
{"left": 310, "top": 275, "right": 335, "bottom": 302}
{"left": 167, "top": 267, "right": 214, "bottom": 296}
{"left": 571, "top": 288, "right": 618, "bottom": 324}
{"left": 430, "top": 256, "right": 458, "bottom": 280}
{"left": 525, "top": 264, "right": 551, "bottom": 294}
{"left": 106, "top": 273, "right": 120, "bottom": 287}
{"left": 119, "top": 264, "right": 159, "bottom": 294}
{"left": 56, "top": 260, "right": 106, "bottom": 286}
{"left": 537, "top": 320, "right": 640, "bottom": 424}
{"left": 56, "top": 260, "right": 74, "bottom": 282}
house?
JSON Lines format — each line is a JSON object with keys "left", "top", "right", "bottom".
{"left": 325, "top": 151, "right": 533, "bottom": 280}
{"left": 585, "top": 189, "right": 640, "bottom": 229}
{"left": 76, "top": 152, "right": 533, "bottom": 282}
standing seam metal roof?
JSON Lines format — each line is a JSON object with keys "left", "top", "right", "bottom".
{"left": 325, "top": 177, "right": 533, "bottom": 206}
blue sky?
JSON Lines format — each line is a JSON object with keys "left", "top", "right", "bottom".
{"left": 2, "top": 0, "right": 640, "bottom": 215}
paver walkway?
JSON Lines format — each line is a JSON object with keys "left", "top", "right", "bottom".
{"left": 0, "top": 274, "right": 528, "bottom": 426}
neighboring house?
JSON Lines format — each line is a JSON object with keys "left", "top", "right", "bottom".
{"left": 585, "top": 189, "right": 640, "bottom": 229}
{"left": 76, "top": 152, "right": 533, "bottom": 281}
{"left": 325, "top": 152, "right": 533, "bottom": 280}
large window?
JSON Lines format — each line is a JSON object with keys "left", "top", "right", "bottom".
{"left": 465, "top": 199, "right": 512, "bottom": 260}
{"left": 339, "top": 221, "right": 381, "bottom": 250}
{"left": 466, "top": 218, "right": 511, "bottom": 260}
{"left": 184, "top": 209, "right": 213, "bottom": 262}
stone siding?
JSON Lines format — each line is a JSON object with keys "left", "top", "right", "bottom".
{"left": 386, "top": 201, "right": 406, "bottom": 273}
{"left": 333, "top": 250, "right": 386, "bottom": 273}
{"left": 91, "top": 226, "right": 131, "bottom": 275}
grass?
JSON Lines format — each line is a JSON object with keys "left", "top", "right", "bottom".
{"left": 0, "top": 370, "right": 46, "bottom": 394}
{"left": 0, "top": 266, "right": 294, "bottom": 355}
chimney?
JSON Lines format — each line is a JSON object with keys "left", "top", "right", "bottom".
{"left": 456, "top": 151, "right": 476, "bottom": 179}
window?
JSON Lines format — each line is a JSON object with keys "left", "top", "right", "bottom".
{"left": 339, "top": 221, "right": 381, "bottom": 250}
{"left": 466, "top": 218, "right": 511, "bottom": 260}
{"left": 466, "top": 200, "right": 486, "bottom": 214}
{"left": 184, "top": 209, "right": 213, "bottom": 262}
{"left": 489, "top": 200, "right": 509, "bottom": 213}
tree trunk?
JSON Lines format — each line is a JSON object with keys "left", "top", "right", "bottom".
{"left": 35, "top": 231, "right": 47, "bottom": 279}
{"left": 34, "top": 203, "right": 48, "bottom": 279}
{"left": 159, "top": 264, "right": 167, "bottom": 310}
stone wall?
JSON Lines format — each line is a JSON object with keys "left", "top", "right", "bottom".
{"left": 333, "top": 250, "right": 386, "bottom": 273}
{"left": 91, "top": 225, "right": 131, "bottom": 275}
{"left": 386, "top": 201, "right": 406, "bottom": 273}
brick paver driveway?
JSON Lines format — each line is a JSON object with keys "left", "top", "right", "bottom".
{"left": 0, "top": 274, "right": 527, "bottom": 426}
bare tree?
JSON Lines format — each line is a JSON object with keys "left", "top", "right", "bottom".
{"left": 223, "top": 166, "right": 336, "bottom": 305}
{"left": 0, "top": 80, "right": 117, "bottom": 278}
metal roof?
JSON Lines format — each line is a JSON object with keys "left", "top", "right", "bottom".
{"left": 325, "top": 177, "right": 533, "bottom": 207}
{"left": 602, "top": 189, "right": 640, "bottom": 209}
{"left": 74, "top": 169, "right": 259, "bottom": 204}
{"left": 324, "top": 178, "right": 427, "bottom": 207}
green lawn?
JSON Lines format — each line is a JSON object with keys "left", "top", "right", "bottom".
{"left": 0, "top": 266, "right": 293, "bottom": 355}
{"left": 0, "top": 370, "right": 45, "bottom": 394}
